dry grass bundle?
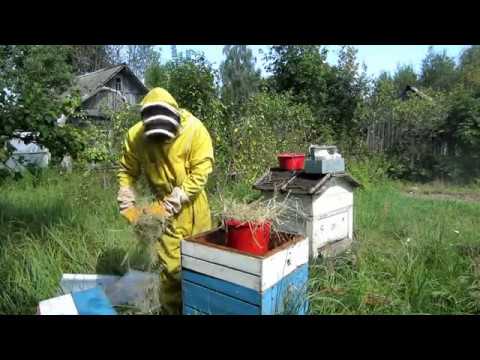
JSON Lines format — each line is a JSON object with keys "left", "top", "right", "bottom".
{"left": 219, "top": 194, "right": 293, "bottom": 229}
{"left": 122, "top": 212, "right": 169, "bottom": 272}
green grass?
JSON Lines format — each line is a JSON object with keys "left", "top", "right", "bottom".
{"left": 0, "top": 170, "right": 134, "bottom": 314}
{"left": 309, "top": 182, "right": 480, "bottom": 314}
{"left": 1, "top": 170, "right": 480, "bottom": 314}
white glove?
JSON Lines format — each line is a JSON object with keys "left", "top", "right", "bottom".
{"left": 163, "top": 187, "right": 189, "bottom": 215}
{"left": 117, "top": 186, "right": 136, "bottom": 211}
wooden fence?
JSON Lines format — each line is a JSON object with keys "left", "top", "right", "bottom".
{"left": 365, "top": 120, "right": 451, "bottom": 157}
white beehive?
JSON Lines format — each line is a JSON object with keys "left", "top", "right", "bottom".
{"left": 254, "top": 170, "right": 361, "bottom": 259}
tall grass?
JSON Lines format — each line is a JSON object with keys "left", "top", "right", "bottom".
{"left": 309, "top": 182, "right": 480, "bottom": 314}
{"left": 1, "top": 170, "right": 480, "bottom": 314}
{"left": 0, "top": 170, "right": 134, "bottom": 314}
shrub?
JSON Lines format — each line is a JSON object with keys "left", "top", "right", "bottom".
{"left": 209, "top": 91, "right": 334, "bottom": 186}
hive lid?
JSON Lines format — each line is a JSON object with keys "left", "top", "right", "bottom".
{"left": 253, "top": 167, "right": 361, "bottom": 195}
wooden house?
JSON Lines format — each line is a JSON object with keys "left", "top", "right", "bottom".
{"left": 70, "top": 64, "right": 148, "bottom": 123}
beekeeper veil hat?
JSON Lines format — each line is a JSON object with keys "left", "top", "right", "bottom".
{"left": 140, "top": 88, "right": 181, "bottom": 140}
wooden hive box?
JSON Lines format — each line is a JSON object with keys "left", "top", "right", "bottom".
{"left": 254, "top": 169, "right": 361, "bottom": 259}
{"left": 181, "top": 228, "right": 309, "bottom": 315}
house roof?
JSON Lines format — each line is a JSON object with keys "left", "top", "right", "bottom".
{"left": 74, "top": 64, "right": 149, "bottom": 103}
{"left": 253, "top": 168, "right": 361, "bottom": 195}
{"left": 401, "top": 85, "right": 432, "bottom": 101}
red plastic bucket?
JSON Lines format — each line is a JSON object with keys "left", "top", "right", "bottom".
{"left": 225, "top": 219, "right": 271, "bottom": 256}
{"left": 277, "top": 153, "right": 305, "bottom": 171}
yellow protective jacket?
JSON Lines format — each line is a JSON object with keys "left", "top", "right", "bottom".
{"left": 117, "top": 89, "right": 214, "bottom": 309}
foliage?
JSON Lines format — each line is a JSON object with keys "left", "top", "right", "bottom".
{"left": 79, "top": 104, "right": 140, "bottom": 165}
{"left": 393, "top": 64, "right": 418, "bottom": 95}
{"left": 220, "top": 45, "right": 261, "bottom": 112}
{"left": 210, "top": 90, "right": 333, "bottom": 185}
{"left": 0, "top": 45, "right": 86, "bottom": 165}
{"left": 125, "top": 45, "right": 161, "bottom": 81}
{"left": 346, "top": 153, "right": 392, "bottom": 189}
{"left": 264, "top": 45, "right": 369, "bottom": 143}
{"left": 327, "top": 46, "right": 370, "bottom": 142}
{"left": 439, "top": 88, "right": 480, "bottom": 180}
{"left": 144, "top": 53, "right": 219, "bottom": 121}
{"left": 265, "top": 45, "right": 332, "bottom": 118}
{"left": 67, "top": 45, "right": 113, "bottom": 75}
{"left": 144, "top": 58, "right": 169, "bottom": 89}
{"left": 420, "top": 46, "right": 458, "bottom": 92}
{"left": 458, "top": 45, "right": 480, "bottom": 95}
{"left": 358, "top": 86, "right": 450, "bottom": 180}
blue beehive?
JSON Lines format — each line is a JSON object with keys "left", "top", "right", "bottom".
{"left": 181, "top": 229, "right": 309, "bottom": 315}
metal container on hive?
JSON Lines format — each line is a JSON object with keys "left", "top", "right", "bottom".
{"left": 254, "top": 145, "right": 361, "bottom": 259}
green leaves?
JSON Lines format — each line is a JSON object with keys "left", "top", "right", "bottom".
{"left": 220, "top": 45, "right": 261, "bottom": 112}
{"left": 0, "top": 45, "right": 88, "bottom": 166}
{"left": 145, "top": 54, "right": 218, "bottom": 121}
{"left": 420, "top": 46, "right": 458, "bottom": 92}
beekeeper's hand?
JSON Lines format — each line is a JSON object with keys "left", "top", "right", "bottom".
{"left": 118, "top": 186, "right": 141, "bottom": 224}
{"left": 117, "top": 186, "right": 136, "bottom": 210}
{"left": 162, "top": 187, "right": 189, "bottom": 216}
{"left": 120, "top": 206, "right": 143, "bottom": 225}
{"left": 144, "top": 200, "right": 171, "bottom": 219}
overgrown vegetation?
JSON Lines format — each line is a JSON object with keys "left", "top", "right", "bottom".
{"left": 2, "top": 169, "right": 480, "bottom": 314}
{"left": 2, "top": 45, "right": 480, "bottom": 314}
{"left": 309, "top": 182, "right": 480, "bottom": 314}
{"left": 3, "top": 45, "right": 480, "bottom": 183}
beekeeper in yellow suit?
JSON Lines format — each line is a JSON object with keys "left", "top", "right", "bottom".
{"left": 117, "top": 87, "right": 214, "bottom": 314}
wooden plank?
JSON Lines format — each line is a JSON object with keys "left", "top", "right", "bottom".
{"left": 182, "top": 280, "right": 260, "bottom": 315}
{"left": 313, "top": 186, "right": 353, "bottom": 217}
{"left": 181, "top": 240, "right": 261, "bottom": 276}
{"left": 311, "top": 210, "right": 350, "bottom": 254}
{"left": 262, "top": 264, "right": 309, "bottom": 315}
{"left": 182, "top": 270, "right": 261, "bottom": 305}
{"left": 319, "top": 237, "right": 353, "bottom": 258}
{"left": 313, "top": 205, "right": 353, "bottom": 220}
{"left": 60, "top": 274, "right": 120, "bottom": 294}
{"left": 182, "top": 255, "right": 260, "bottom": 291}
{"left": 183, "top": 305, "right": 208, "bottom": 315}
{"left": 38, "top": 294, "right": 79, "bottom": 315}
{"left": 261, "top": 238, "right": 308, "bottom": 291}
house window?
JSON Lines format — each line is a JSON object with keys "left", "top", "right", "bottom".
{"left": 115, "top": 77, "right": 122, "bottom": 91}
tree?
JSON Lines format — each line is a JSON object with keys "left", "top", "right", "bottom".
{"left": 0, "top": 45, "right": 85, "bottom": 164}
{"left": 458, "top": 45, "right": 480, "bottom": 92}
{"left": 67, "top": 45, "right": 112, "bottom": 75}
{"left": 105, "top": 45, "right": 125, "bottom": 66}
{"left": 393, "top": 64, "right": 418, "bottom": 95}
{"left": 125, "top": 45, "right": 160, "bottom": 81}
{"left": 420, "top": 47, "right": 458, "bottom": 92}
{"left": 144, "top": 58, "right": 169, "bottom": 89}
{"left": 265, "top": 45, "right": 332, "bottom": 115}
{"left": 327, "top": 46, "right": 370, "bottom": 138}
{"left": 144, "top": 52, "right": 219, "bottom": 120}
{"left": 220, "top": 45, "right": 261, "bottom": 111}
{"left": 374, "top": 71, "right": 395, "bottom": 95}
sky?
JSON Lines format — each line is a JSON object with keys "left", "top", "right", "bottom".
{"left": 157, "top": 45, "right": 469, "bottom": 79}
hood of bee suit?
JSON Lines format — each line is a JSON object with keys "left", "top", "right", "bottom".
{"left": 140, "top": 88, "right": 182, "bottom": 140}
